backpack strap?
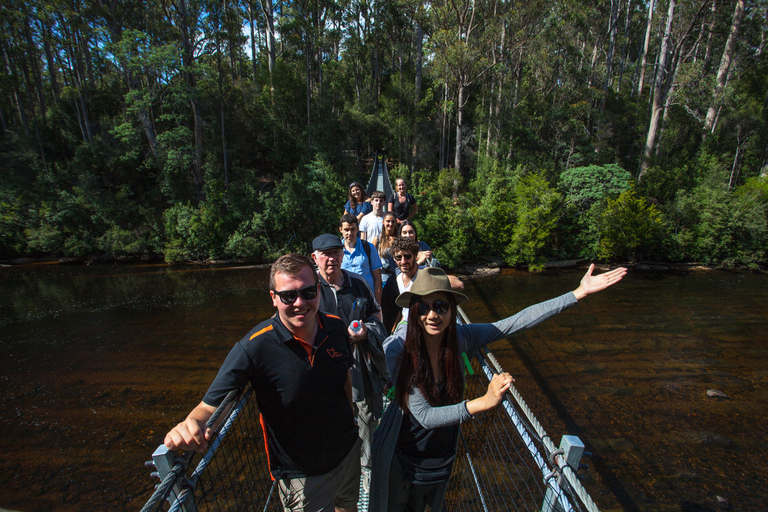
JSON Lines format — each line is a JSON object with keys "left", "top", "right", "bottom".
{"left": 362, "top": 238, "right": 372, "bottom": 264}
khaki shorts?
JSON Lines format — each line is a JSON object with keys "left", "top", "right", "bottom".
{"left": 278, "top": 437, "right": 362, "bottom": 511}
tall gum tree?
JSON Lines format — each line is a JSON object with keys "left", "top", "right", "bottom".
{"left": 703, "top": 0, "right": 746, "bottom": 135}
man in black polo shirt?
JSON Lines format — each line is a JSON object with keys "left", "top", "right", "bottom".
{"left": 164, "top": 253, "right": 361, "bottom": 512}
{"left": 311, "top": 234, "right": 388, "bottom": 491}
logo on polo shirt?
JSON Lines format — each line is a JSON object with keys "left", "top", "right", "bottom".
{"left": 326, "top": 348, "right": 344, "bottom": 358}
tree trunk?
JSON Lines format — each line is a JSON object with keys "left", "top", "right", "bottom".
{"left": 704, "top": 0, "right": 717, "bottom": 67}
{"left": 42, "top": 22, "right": 59, "bottom": 104}
{"left": 601, "top": 0, "right": 620, "bottom": 112}
{"left": 637, "top": 0, "right": 655, "bottom": 97}
{"left": 177, "top": 0, "right": 205, "bottom": 201}
{"left": 703, "top": 0, "right": 745, "bottom": 134}
{"left": 412, "top": 23, "right": 423, "bottom": 174}
{"left": 454, "top": 82, "right": 464, "bottom": 172}
{"left": 617, "top": 0, "right": 632, "bottom": 93}
{"left": 247, "top": 1, "right": 258, "bottom": 82}
{"left": 306, "top": 37, "right": 312, "bottom": 149}
{"left": 440, "top": 82, "right": 448, "bottom": 169}
{"left": 640, "top": 0, "right": 675, "bottom": 179}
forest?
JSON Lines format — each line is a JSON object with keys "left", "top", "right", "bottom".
{"left": 1, "top": 0, "right": 766, "bottom": 269}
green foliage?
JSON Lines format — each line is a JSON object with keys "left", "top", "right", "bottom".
{"left": 672, "top": 183, "right": 768, "bottom": 267}
{"left": 596, "top": 189, "right": 666, "bottom": 261}
{"left": 0, "top": 0, "right": 766, "bottom": 271}
{"left": 469, "top": 161, "right": 517, "bottom": 257}
{"left": 560, "top": 164, "right": 633, "bottom": 207}
{"left": 414, "top": 168, "right": 477, "bottom": 268}
{"left": 505, "top": 174, "right": 562, "bottom": 271}
{"left": 259, "top": 156, "right": 346, "bottom": 254}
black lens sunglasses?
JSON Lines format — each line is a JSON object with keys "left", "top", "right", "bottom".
{"left": 273, "top": 285, "right": 318, "bottom": 305}
{"left": 393, "top": 253, "right": 415, "bottom": 261}
{"left": 417, "top": 299, "right": 451, "bottom": 316}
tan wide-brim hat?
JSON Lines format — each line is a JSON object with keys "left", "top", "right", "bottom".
{"left": 395, "top": 267, "right": 469, "bottom": 308}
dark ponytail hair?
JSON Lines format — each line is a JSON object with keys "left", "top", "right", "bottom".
{"left": 394, "top": 294, "right": 463, "bottom": 410}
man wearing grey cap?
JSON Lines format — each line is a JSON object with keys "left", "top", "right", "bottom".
{"left": 312, "top": 234, "right": 389, "bottom": 492}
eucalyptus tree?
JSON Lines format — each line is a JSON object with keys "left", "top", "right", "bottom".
{"left": 424, "top": 0, "right": 506, "bottom": 173}
{"left": 703, "top": 0, "right": 746, "bottom": 134}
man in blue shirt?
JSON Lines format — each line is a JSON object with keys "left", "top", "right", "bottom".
{"left": 339, "top": 213, "right": 382, "bottom": 305}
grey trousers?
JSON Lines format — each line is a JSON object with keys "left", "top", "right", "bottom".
{"left": 277, "top": 437, "right": 362, "bottom": 512}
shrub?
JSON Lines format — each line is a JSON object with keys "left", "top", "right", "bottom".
{"left": 596, "top": 189, "right": 666, "bottom": 261}
{"left": 672, "top": 183, "right": 767, "bottom": 267}
{"left": 559, "top": 164, "right": 633, "bottom": 207}
{"left": 505, "top": 173, "right": 562, "bottom": 271}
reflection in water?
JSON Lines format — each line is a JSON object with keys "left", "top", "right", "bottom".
{"left": 0, "top": 264, "right": 766, "bottom": 511}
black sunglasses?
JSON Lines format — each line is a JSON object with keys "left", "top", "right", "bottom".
{"left": 417, "top": 299, "right": 451, "bottom": 316}
{"left": 273, "top": 285, "right": 318, "bottom": 305}
{"left": 394, "top": 253, "right": 415, "bottom": 261}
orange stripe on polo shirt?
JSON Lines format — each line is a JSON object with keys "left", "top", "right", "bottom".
{"left": 294, "top": 335, "right": 315, "bottom": 363}
{"left": 259, "top": 414, "right": 275, "bottom": 481}
{"left": 249, "top": 325, "right": 273, "bottom": 341}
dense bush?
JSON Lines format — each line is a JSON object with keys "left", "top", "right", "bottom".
{"left": 596, "top": 189, "right": 666, "bottom": 261}
{"left": 671, "top": 183, "right": 768, "bottom": 268}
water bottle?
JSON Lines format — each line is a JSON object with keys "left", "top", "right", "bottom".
{"left": 349, "top": 320, "right": 363, "bottom": 335}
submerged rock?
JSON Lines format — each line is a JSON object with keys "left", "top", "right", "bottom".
{"left": 706, "top": 389, "right": 730, "bottom": 399}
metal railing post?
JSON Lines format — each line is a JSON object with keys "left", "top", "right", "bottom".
{"left": 152, "top": 445, "right": 198, "bottom": 512}
{"left": 541, "top": 435, "right": 585, "bottom": 512}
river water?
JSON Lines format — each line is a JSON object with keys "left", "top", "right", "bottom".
{"left": 0, "top": 264, "right": 766, "bottom": 511}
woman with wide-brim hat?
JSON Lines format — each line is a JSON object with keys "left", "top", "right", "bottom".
{"left": 369, "top": 265, "right": 626, "bottom": 512}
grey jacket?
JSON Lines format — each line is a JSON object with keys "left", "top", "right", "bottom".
{"left": 369, "top": 292, "right": 578, "bottom": 512}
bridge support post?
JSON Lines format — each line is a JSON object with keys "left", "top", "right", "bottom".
{"left": 152, "top": 444, "right": 198, "bottom": 512}
{"left": 541, "top": 435, "right": 585, "bottom": 512}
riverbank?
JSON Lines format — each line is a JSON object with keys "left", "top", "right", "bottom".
{"left": 3, "top": 253, "right": 765, "bottom": 277}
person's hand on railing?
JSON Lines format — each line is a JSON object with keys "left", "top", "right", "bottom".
{"left": 466, "top": 372, "right": 514, "bottom": 415}
{"left": 164, "top": 401, "right": 217, "bottom": 453}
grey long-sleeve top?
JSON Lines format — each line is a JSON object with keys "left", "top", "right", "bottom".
{"left": 369, "top": 291, "right": 578, "bottom": 512}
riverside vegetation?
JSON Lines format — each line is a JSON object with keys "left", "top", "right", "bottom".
{"left": 1, "top": 0, "right": 767, "bottom": 270}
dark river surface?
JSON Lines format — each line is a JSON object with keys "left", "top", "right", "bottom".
{"left": 0, "top": 263, "right": 766, "bottom": 512}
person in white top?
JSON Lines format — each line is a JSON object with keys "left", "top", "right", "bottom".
{"left": 360, "top": 191, "right": 386, "bottom": 242}
{"left": 381, "top": 237, "right": 464, "bottom": 332}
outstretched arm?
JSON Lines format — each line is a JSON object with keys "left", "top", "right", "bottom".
{"left": 572, "top": 264, "right": 627, "bottom": 300}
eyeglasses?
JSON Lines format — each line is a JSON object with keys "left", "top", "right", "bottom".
{"left": 393, "top": 253, "right": 415, "bottom": 261}
{"left": 273, "top": 285, "right": 318, "bottom": 305}
{"left": 417, "top": 299, "right": 451, "bottom": 316}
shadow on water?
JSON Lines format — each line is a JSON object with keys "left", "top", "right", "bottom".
{"left": 466, "top": 276, "right": 641, "bottom": 512}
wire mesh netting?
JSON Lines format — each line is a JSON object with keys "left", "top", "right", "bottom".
{"left": 143, "top": 350, "right": 585, "bottom": 512}
{"left": 444, "top": 353, "right": 560, "bottom": 512}
{"left": 190, "top": 387, "right": 281, "bottom": 512}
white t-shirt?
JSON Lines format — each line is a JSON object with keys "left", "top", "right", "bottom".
{"left": 359, "top": 212, "right": 383, "bottom": 242}
{"left": 396, "top": 270, "right": 418, "bottom": 323}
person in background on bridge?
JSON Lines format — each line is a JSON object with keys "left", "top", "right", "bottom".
{"left": 380, "top": 237, "right": 463, "bottom": 333}
{"left": 388, "top": 178, "right": 417, "bottom": 224}
{"left": 344, "top": 181, "right": 372, "bottom": 223}
{"left": 360, "top": 191, "right": 386, "bottom": 242}
{"left": 372, "top": 211, "right": 399, "bottom": 286}
{"left": 340, "top": 213, "right": 383, "bottom": 305}
{"left": 397, "top": 221, "right": 439, "bottom": 269}
{"left": 164, "top": 254, "right": 362, "bottom": 512}
{"left": 312, "top": 234, "right": 389, "bottom": 493}
{"left": 369, "top": 264, "right": 627, "bottom": 512}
